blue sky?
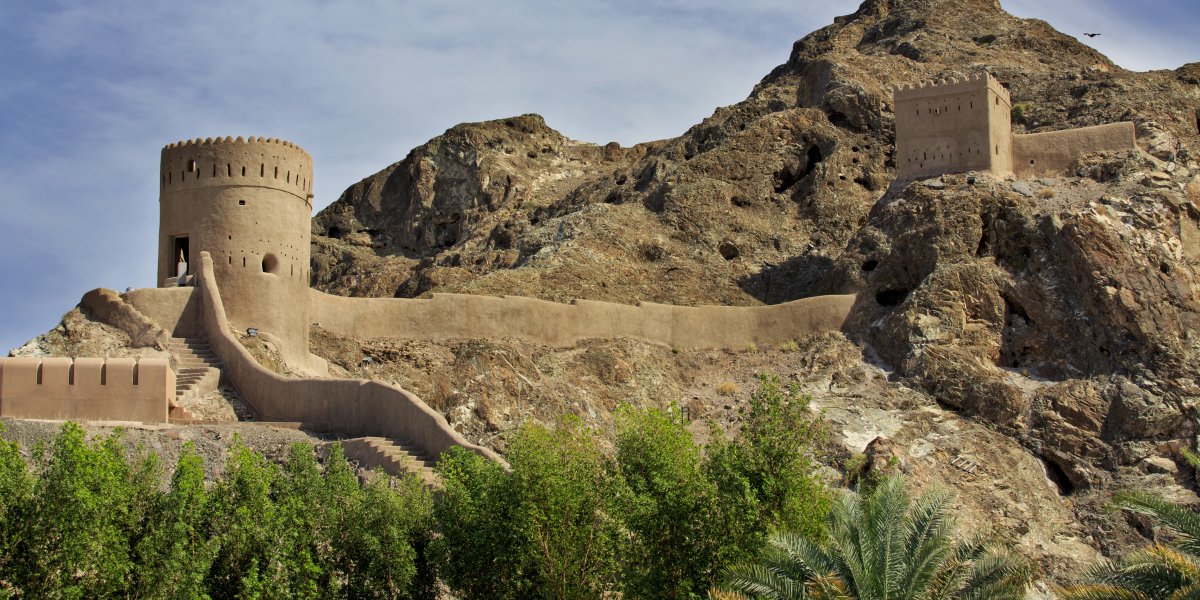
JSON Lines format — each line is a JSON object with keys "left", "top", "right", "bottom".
{"left": 1, "top": 0, "right": 1196, "bottom": 354}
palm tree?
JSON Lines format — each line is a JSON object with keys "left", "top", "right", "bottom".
{"left": 1058, "top": 487, "right": 1200, "bottom": 600}
{"left": 718, "top": 475, "right": 1032, "bottom": 599}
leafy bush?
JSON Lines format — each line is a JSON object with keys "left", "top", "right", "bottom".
{"left": 0, "top": 423, "right": 434, "bottom": 599}
{"left": 434, "top": 418, "right": 623, "bottom": 600}
{"left": 705, "top": 374, "right": 831, "bottom": 546}
{"left": 616, "top": 406, "right": 737, "bottom": 599}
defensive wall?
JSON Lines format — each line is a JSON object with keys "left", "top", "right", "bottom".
{"left": 893, "top": 72, "right": 1136, "bottom": 180}
{"left": 194, "top": 252, "right": 504, "bottom": 464}
{"left": 1013, "top": 122, "right": 1137, "bottom": 178}
{"left": 0, "top": 357, "right": 172, "bottom": 423}
{"left": 309, "top": 289, "right": 857, "bottom": 349}
{"left": 159, "top": 136, "right": 317, "bottom": 370}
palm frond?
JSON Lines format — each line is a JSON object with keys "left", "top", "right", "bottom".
{"left": 861, "top": 475, "right": 910, "bottom": 597}
{"left": 722, "top": 561, "right": 809, "bottom": 600}
{"left": 1181, "top": 450, "right": 1200, "bottom": 472}
{"left": 1115, "top": 490, "right": 1200, "bottom": 554}
{"left": 954, "top": 545, "right": 1034, "bottom": 600}
{"left": 1084, "top": 545, "right": 1200, "bottom": 597}
{"left": 897, "top": 486, "right": 956, "bottom": 598}
{"left": 1055, "top": 583, "right": 1151, "bottom": 600}
{"left": 1171, "top": 582, "right": 1200, "bottom": 600}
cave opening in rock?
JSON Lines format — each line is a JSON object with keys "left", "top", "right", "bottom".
{"left": 1040, "top": 456, "right": 1075, "bottom": 496}
{"left": 327, "top": 226, "right": 345, "bottom": 239}
{"left": 861, "top": 259, "right": 878, "bottom": 272}
{"left": 875, "top": 288, "right": 910, "bottom": 306}
{"left": 826, "top": 110, "right": 851, "bottom": 129}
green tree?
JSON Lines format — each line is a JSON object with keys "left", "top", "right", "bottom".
{"left": 432, "top": 445, "right": 526, "bottom": 599}
{"left": 434, "top": 419, "right": 623, "bottom": 600}
{"left": 10, "top": 423, "right": 157, "bottom": 598}
{"left": 205, "top": 437, "right": 292, "bottom": 598}
{"left": 705, "top": 375, "right": 832, "bottom": 555}
{"left": 0, "top": 423, "right": 34, "bottom": 595}
{"left": 133, "top": 442, "right": 217, "bottom": 598}
{"left": 721, "top": 476, "right": 1032, "bottom": 599}
{"left": 329, "top": 443, "right": 435, "bottom": 599}
{"left": 1058, "top": 484, "right": 1200, "bottom": 600}
{"left": 615, "top": 405, "right": 738, "bottom": 599}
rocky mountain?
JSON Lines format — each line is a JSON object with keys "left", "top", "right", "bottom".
{"left": 305, "top": 0, "right": 1200, "bottom": 587}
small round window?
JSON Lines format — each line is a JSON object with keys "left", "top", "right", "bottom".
{"left": 262, "top": 253, "right": 280, "bottom": 274}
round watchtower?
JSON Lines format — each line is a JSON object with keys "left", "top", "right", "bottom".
{"left": 159, "top": 136, "right": 314, "bottom": 366}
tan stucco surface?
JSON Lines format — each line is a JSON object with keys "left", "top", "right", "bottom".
{"left": 124, "top": 286, "right": 203, "bottom": 338}
{"left": 894, "top": 73, "right": 1012, "bottom": 179}
{"left": 0, "top": 357, "right": 172, "bottom": 423}
{"left": 195, "top": 252, "right": 503, "bottom": 465}
{"left": 894, "top": 72, "right": 1134, "bottom": 180}
{"left": 309, "top": 289, "right": 856, "bottom": 349}
{"left": 1013, "top": 122, "right": 1137, "bottom": 178}
{"left": 158, "top": 137, "right": 314, "bottom": 367}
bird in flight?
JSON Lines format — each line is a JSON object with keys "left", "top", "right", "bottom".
{"left": 1083, "top": 33, "right": 1101, "bottom": 38}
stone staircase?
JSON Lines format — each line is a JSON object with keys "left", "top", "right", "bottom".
{"left": 339, "top": 437, "right": 439, "bottom": 488}
{"left": 165, "top": 337, "right": 224, "bottom": 420}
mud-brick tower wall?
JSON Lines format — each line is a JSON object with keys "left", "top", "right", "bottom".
{"left": 894, "top": 72, "right": 1013, "bottom": 179}
{"left": 159, "top": 136, "right": 314, "bottom": 365}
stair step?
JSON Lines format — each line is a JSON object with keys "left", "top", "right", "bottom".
{"left": 340, "top": 437, "right": 440, "bottom": 488}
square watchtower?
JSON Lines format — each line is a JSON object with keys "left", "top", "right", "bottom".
{"left": 894, "top": 73, "right": 1013, "bottom": 179}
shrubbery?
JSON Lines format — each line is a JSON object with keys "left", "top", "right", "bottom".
{"left": 0, "top": 422, "right": 434, "bottom": 599}
{"left": 0, "top": 375, "right": 832, "bottom": 599}
{"left": 435, "top": 374, "right": 831, "bottom": 599}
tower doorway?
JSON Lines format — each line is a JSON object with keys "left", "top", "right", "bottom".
{"left": 172, "top": 235, "right": 190, "bottom": 269}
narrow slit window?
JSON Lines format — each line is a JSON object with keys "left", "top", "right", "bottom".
{"left": 261, "top": 164, "right": 265, "bottom": 177}
{"left": 227, "top": 163, "right": 232, "bottom": 176}
{"left": 212, "top": 164, "right": 217, "bottom": 177}
{"left": 242, "top": 166, "right": 246, "bottom": 176}
{"left": 274, "top": 166, "right": 279, "bottom": 178}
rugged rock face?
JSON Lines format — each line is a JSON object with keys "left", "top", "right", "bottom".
{"left": 298, "top": 0, "right": 1200, "bottom": 585}
{"left": 312, "top": 0, "right": 1200, "bottom": 483}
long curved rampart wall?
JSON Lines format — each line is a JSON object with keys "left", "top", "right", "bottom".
{"left": 309, "top": 289, "right": 857, "bottom": 349}
{"left": 194, "top": 252, "right": 502, "bottom": 464}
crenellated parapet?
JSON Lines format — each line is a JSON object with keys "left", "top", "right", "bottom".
{"left": 158, "top": 134, "right": 318, "bottom": 369}
{"left": 893, "top": 71, "right": 1010, "bottom": 105}
{"left": 160, "top": 136, "right": 313, "bottom": 205}
{"left": 0, "top": 357, "right": 173, "bottom": 423}
{"left": 894, "top": 71, "right": 1015, "bottom": 179}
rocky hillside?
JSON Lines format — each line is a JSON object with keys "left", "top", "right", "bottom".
{"left": 306, "top": 0, "right": 1200, "bottom": 584}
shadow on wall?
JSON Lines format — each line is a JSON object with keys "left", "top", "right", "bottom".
{"left": 736, "top": 254, "right": 836, "bottom": 304}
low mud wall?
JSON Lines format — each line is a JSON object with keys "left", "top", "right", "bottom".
{"left": 194, "top": 252, "right": 501, "bottom": 465}
{"left": 0, "top": 357, "right": 172, "bottom": 423}
{"left": 309, "top": 290, "right": 856, "bottom": 349}
{"left": 1014, "top": 122, "right": 1136, "bottom": 177}
{"left": 124, "top": 286, "right": 203, "bottom": 338}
